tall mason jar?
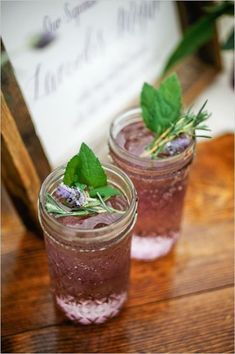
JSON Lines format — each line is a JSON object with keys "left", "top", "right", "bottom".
{"left": 38, "top": 164, "right": 137, "bottom": 325}
{"left": 109, "top": 108, "right": 195, "bottom": 261}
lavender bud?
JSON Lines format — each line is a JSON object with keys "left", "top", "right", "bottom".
{"left": 56, "top": 184, "right": 86, "bottom": 208}
{"left": 163, "top": 134, "right": 191, "bottom": 156}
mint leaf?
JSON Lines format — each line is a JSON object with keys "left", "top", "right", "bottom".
{"left": 89, "top": 185, "right": 121, "bottom": 198}
{"left": 141, "top": 83, "right": 158, "bottom": 132}
{"left": 154, "top": 73, "right": 182, "bottom": 134}
{"left": 140, "top": 73, "right": 182, "bottom": 135}
{"left": 63, "top": 155, "right": 80, "bottom": 186}
{"left": 63, "top": 143, "right": 107, "bottom": 188}
{"left": 74, "top": 182, "right": 87, "bottom": 190}
{"left": 76, "top": 143, "right": 107, "bottom": 188}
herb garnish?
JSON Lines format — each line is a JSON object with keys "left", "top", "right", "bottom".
{"left": 63, "top": 143, "right": 107, "bottom": 188}
{"left": 46, "top": 143, "right": 125, "bottom": 218}
{"left": 140, "top": 73, "right": 211, "bottom": 158}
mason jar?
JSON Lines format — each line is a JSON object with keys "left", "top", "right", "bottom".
{"left": 109, "top": 108, "right": 195, "bottom": 261}
{"left": 38, "top": 164, "right": 137, "bottom": 325}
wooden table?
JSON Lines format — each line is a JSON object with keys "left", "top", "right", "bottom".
{"left": 2, "top": 134, "right": 234, "bottom": 353}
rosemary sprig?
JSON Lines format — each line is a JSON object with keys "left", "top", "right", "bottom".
{"left": 96, "top": 192, "right": 125, "bottom": 215}
{"left": 140, "top": 74, "right": 212, "bottom": 159}
{"left": 141, "top": 100, "right": 211, "bottom": 158}
{"left": 45, "top": 193, "right": 125, "bottom": 218}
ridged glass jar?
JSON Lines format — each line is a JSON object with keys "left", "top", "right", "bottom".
{"left": 109, "top": 108, "right": 195, "bottom": 261}
{"left": 38, "top": 164, "right": 137, "bottom": 324}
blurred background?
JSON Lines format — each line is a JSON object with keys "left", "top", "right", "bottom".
{"left": 2, "top": 0, "right": 234, "bottom": 168}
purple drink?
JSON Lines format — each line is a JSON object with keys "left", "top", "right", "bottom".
{"left": 38, "top": 164, "right": 137, "bottom": 324}
{"left": 109, "top": 108, "right": 195, "bottom": 261}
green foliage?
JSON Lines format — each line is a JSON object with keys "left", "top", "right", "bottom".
{"left": 221, "top": 28, "right": 234, "bottom": 50}
{"left": 162, "top": 1, "right": 234, "bottom": 75}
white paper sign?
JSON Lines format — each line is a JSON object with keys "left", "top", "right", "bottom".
{"left": 2, "top": 0, "right": 181, "bottom": 167}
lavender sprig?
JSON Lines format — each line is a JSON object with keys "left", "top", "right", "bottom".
{"left": 56, "top": 184, "right": 86, "bottom": 208}
{"left": 45, "top": 143, "right": 127, "bottom": 218}
{"left": 45, "top": 188, "right": 125, "bottom": 218}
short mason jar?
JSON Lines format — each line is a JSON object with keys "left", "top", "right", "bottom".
{"left": 109, "top": 108, "right": 195, "bottom": 261}
{"left": 38, "top": 164, "right": 137, "bottom": 325}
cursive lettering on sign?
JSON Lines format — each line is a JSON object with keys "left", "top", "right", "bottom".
{"left": 117, "top": 0, "right": 159, "bottom": 35}
{"left": 64, "top": 0, "right": 96, "bottom": 24}
{"left": 43, "top": 0, "right": 97, "bottom": 33}
{"left": 29, "top": 27, "right": 105, "bottom": 100}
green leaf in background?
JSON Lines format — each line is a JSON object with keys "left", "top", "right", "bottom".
{"left": 154, "top": 73, "right": 182, "bottom": 134}
{"left": 162, "top": 16, "right": 214, "bottom": 75}
{"left": 221, "top": 28, "right": 234, "bottom": 50}
{"left": 76, "top": 143, "right": 107, "bottom": 188}
{"left": 204, "top": 0, "right": 234, "bottom": 16}
{"left": 63, "top": 155, "right": 80, "bottom": 186}
{"left": 89, "top": 185, "right": 121, "bottom": 198}
{"left": 162, "top": 1, "right": 234, "bottom": 75}
{"left": 140, "top": 73, "right": 182, "bottom": 135}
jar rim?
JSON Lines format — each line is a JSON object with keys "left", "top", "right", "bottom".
{"left": 109, "top": 107, "right": 195, "bottom": 171}
{"left": 38, "top": 163, "right": 137, "bottom": 242}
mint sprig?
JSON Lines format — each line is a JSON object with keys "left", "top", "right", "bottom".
{"left": 64, "top": 143, "right": 107, "bottom": 188}
{"left": 140, "top": 73, "right": 211, "bottom": 158}
{"left": 45, "top": 143, "right": 125, "bottom": 218}
{"left": 141, "top": 73, "right": 181, "bottom": 135}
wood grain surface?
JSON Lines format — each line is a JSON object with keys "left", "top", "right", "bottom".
{"left": 1, "top": 41, "right": 51, "bottom": 182}
{"left": 1, "top": 134, "right": 234, "bottom": 353}
{"left": 1, "top": 93, "right": 41, "bottom": 231}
